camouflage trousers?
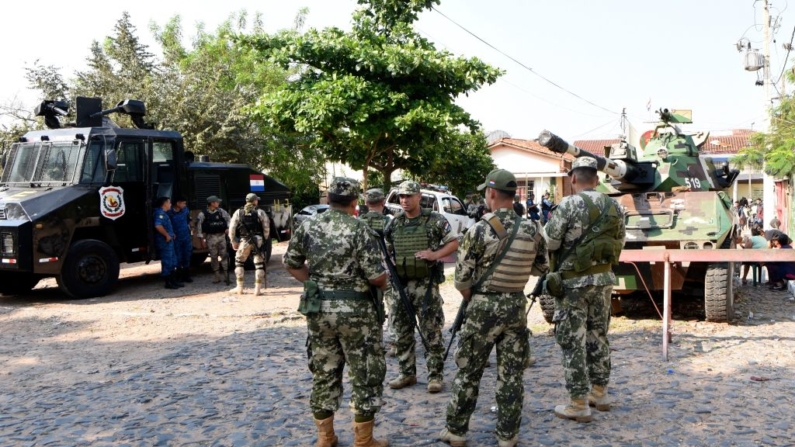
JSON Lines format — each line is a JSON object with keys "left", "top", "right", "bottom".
{"left": 390, "top": 276, "right": 445, "bottom": 381}
{"left": 206, "top": 233, "right": 228, "bottom": 274}
{"left": 234, "top": 236, "right": 266, "bottom": 287}
{"left": 553, "top": 285, "right": 612, "bottom": 398}
{"left": 306, "top": 300, "right": 386, "bottom": 415}
{"left": 382, "top": 284, "right": 397, "bottom": 344}
{"left": 446, "top": 293, "right": 529, "bottom": 440}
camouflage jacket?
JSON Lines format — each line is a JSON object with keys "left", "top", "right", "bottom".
{"left": 283, "top": 208, "right": 385, "bottom": 293}
{"left": 455, "top": 208, "right": 548, "bottom": 292}
{"left": 544, "top": 190, "right": 626, "bottom": 288}
{"left": 359, "top": 210, "right": 392, "bottom": 234}
{"left": 384, "top": 209, "right": 458, "bottom": 256}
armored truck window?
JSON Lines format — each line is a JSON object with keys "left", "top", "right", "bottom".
{"left": 81, "top": 141, "right": 106, "bottom": 183}
{"left": 114, "top": 141, "right": 143, "bottom": 182}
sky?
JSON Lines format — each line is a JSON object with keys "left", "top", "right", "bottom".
{"left": 0, "top": 0, "right": 789, "bottom": 142}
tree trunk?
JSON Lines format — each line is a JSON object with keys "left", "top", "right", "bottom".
{"left": 382, "top": 167, "right": 395, "bottom": 191}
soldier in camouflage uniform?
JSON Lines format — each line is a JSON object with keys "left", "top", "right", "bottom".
{"left": 229, "top": 193, "right": 270, "bottom": 295}
{"left": 195, "top": 195, "right": 232, "bottom": 285}
{"left": 359, "top": 189, "right": 397, "bottom": 356}
{"left": 440, "top": 169, "right": 548, "bottom": 447}
{"left": 544, "top": 157, "right": 625, "bottom": 423}
{"left": 384, "top": 181, "right": 459, "bottom": 393}
{"left": 284, "top": 177, "right": 389, "bottom": 447}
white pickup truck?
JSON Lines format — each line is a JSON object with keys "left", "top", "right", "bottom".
{"left": 385, "top": 188, "right": 476, "bottom": 235}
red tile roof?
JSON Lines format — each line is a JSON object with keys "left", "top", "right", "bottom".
{"left": 572, "top": 129, "right": 756, "bottom": 156}
{"left": 489, "top": 138, "right": 575, "bottom": 161}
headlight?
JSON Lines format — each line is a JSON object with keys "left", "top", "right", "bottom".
{"left": 1, "top": 233, "right": 14, "bottom": 255}
{"left": 3, "top": 203, "right": 30, "bottom": 222}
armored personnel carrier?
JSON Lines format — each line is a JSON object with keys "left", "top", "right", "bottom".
{"left": 538, "top": 109, "right": 740, "bottom": 322}
{"left": 0, "top": 97, "right": 292, "bottom": 298}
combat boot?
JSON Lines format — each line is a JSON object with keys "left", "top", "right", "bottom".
{"left": 497, "top": 435, "right": 518, "bottom": 447}
{"left": 181, "top": 267, "right": 193, "bottom": 283}
{"left": 254, "top": 279, "right": 264, "bottom": 296}
{"left": 313, "top": 416, "right": 338, "bottom": 447}
{"left": 212, "top": 270, "right": 222, "bottom": 284}
{"left": 353, "top": 419, "right": 388, "bottom": 447}
{"left": 388, "top": 375, "right": 417, "bottom": 390}
{"left": 223, "top": 270, "right": 231, "bottom": 286}
{"left": 427, "top": 378, "right": 443, "bottom": 393}
{"left": 230, "top": 278, "right": 244, "bottom": 295}
{"left": 164, "top": 277, "right": 180, "bottom": 290}
{"left": 169, "top": 273, "right": 185, "bottom": 288}
{"left": 554, "top": 397, "right": 592, "bottom": 422}
{"left": 588, "top": 384, "right": 610, "bottom": 411}
{"left": 438, "top": 428, "right": 466, "bottom": 447}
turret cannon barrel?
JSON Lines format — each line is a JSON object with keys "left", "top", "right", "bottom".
{"left": 537, "top": 130, "right": 638, "bottom": 182}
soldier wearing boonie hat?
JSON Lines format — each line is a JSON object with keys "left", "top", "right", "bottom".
{"left": 283, "top": 176, "right": 390, "bottom": 446}
{"left": 196, "top": 195, "right": 232, "bottom": 285}
{"left": 229, "top": 191, "right": 270, "bottom": 295}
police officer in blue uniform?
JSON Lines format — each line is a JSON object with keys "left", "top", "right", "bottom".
{"left": 168, "top": 196, "right": 194, "bottom": 283}
{"left": 154, "top": 197, "right": 184, "bottom": 289}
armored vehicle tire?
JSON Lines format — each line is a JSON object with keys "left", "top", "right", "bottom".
{"left": 539, "top": 294, "right": 556, "bottom": 324}
{"left": 57, "top": 240, "right": 120, "bottom": 299}
{"left": 0, "top": 273, "right": 40, "bottom": 295}
{"left": 704, "top": 263, "right": 734, "bottom": 322}
{"left": 191, "top": 253, "right": 209, "bottom": 268}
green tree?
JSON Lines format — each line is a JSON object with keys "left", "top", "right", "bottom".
{"left": 242, "top": 0, "right": 502, "bottom": 189}
{"left": 734, "top": 82, "right": 795, "bottom": 177}
{"left": 422, "top": 130, "right": 495, "bottom": 197}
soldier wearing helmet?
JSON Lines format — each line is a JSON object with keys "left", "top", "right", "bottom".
{"left": 228, "top": 193, "right": 270, "bottom": 295}
{"left": 195, "top": 195, "right": 232, "bottom": 285}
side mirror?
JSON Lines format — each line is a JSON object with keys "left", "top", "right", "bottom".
{"left": 104, "top": 149, "right": 117, "bottom": 171}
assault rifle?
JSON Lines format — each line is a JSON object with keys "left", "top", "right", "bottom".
{"left": 372, "top": 231, "right": 430, "bottom": 351}
{"left": 526, "top": 273, "right": 545, "bottom": 317}
{"left": 444, "top": 298, "right": 468, "bottom": 361}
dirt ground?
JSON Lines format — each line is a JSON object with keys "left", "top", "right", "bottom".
{"left": 2, "top": 242, "right": 795, "bottom": 446}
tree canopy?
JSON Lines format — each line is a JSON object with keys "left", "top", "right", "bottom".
{"left": 241, "top": 0, "right": 502, "bottom": 189}
{"left": 4, "top": 11, "right": 325, "bottom": 205}
{"left": 734, "top": 76, "right": 795, "bottom": 178}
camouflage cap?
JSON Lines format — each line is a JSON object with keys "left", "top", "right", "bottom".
{"left": 246, "top": 193, "right": 260, "bottom": 202}
{"left": 477, "top": 168, "right": 517, "bottom": 192}
{"left": 365, "top": 188, "right": 385, "bottom": 202}
{"left": 329, "top": 177, "right": 361, "bottom": 197}
{"left": 206, "top": 195, "right": 222, "bottom": 204}
{"left": 398, "top": 181, "right": 421, "bottom": 195}
{"left": 569, "top": 156, "right": 598, "bottom": 175}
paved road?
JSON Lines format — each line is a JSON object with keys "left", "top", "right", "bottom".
{"left": 1, "top": 268, "right": 794, "bottom": 446}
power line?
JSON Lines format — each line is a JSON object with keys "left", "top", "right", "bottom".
{"left": 415, "top": 27, "right": 608, "bottom": 119}
{"left": 774, "top": 25, "right": 795, "bottom": 84}
{"left": 431, "top": 6, "right": 619, "bottom": 116}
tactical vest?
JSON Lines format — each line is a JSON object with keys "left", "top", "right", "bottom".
{"left": 360, "top": 211, "right": 388, "bottom": 232}
{"left": 202, "top": 209, "right": 228, "bottom": 234}
{"left": 567, "top": 193, "right": 623, "bottom": 273}
{"left": 237, "top": 207, "right": 263, "bottom": 237}
{"left": 392, "top": 210, "right": 433, "bottom": 279}
{"left": 481, "top": 214, "right": 543, "bottom": 293}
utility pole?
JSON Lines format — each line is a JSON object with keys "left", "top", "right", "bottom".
{"left": 762, "top": 0, "right": 776, "bottom": 230}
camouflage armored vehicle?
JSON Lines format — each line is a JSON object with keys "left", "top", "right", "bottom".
{"left": 538, "top": 109, "right": 740, "bottom": 322}
{"left": 0, "top": 97, "right": 292, "bottom": 298}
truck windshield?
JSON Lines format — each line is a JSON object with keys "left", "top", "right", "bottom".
{"left": 0, "top": 141, "right": 87, "bottom": 186}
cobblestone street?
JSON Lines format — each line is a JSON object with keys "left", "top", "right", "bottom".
{"left": 1, "top": 243, "right": 795, "bottom": 446}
